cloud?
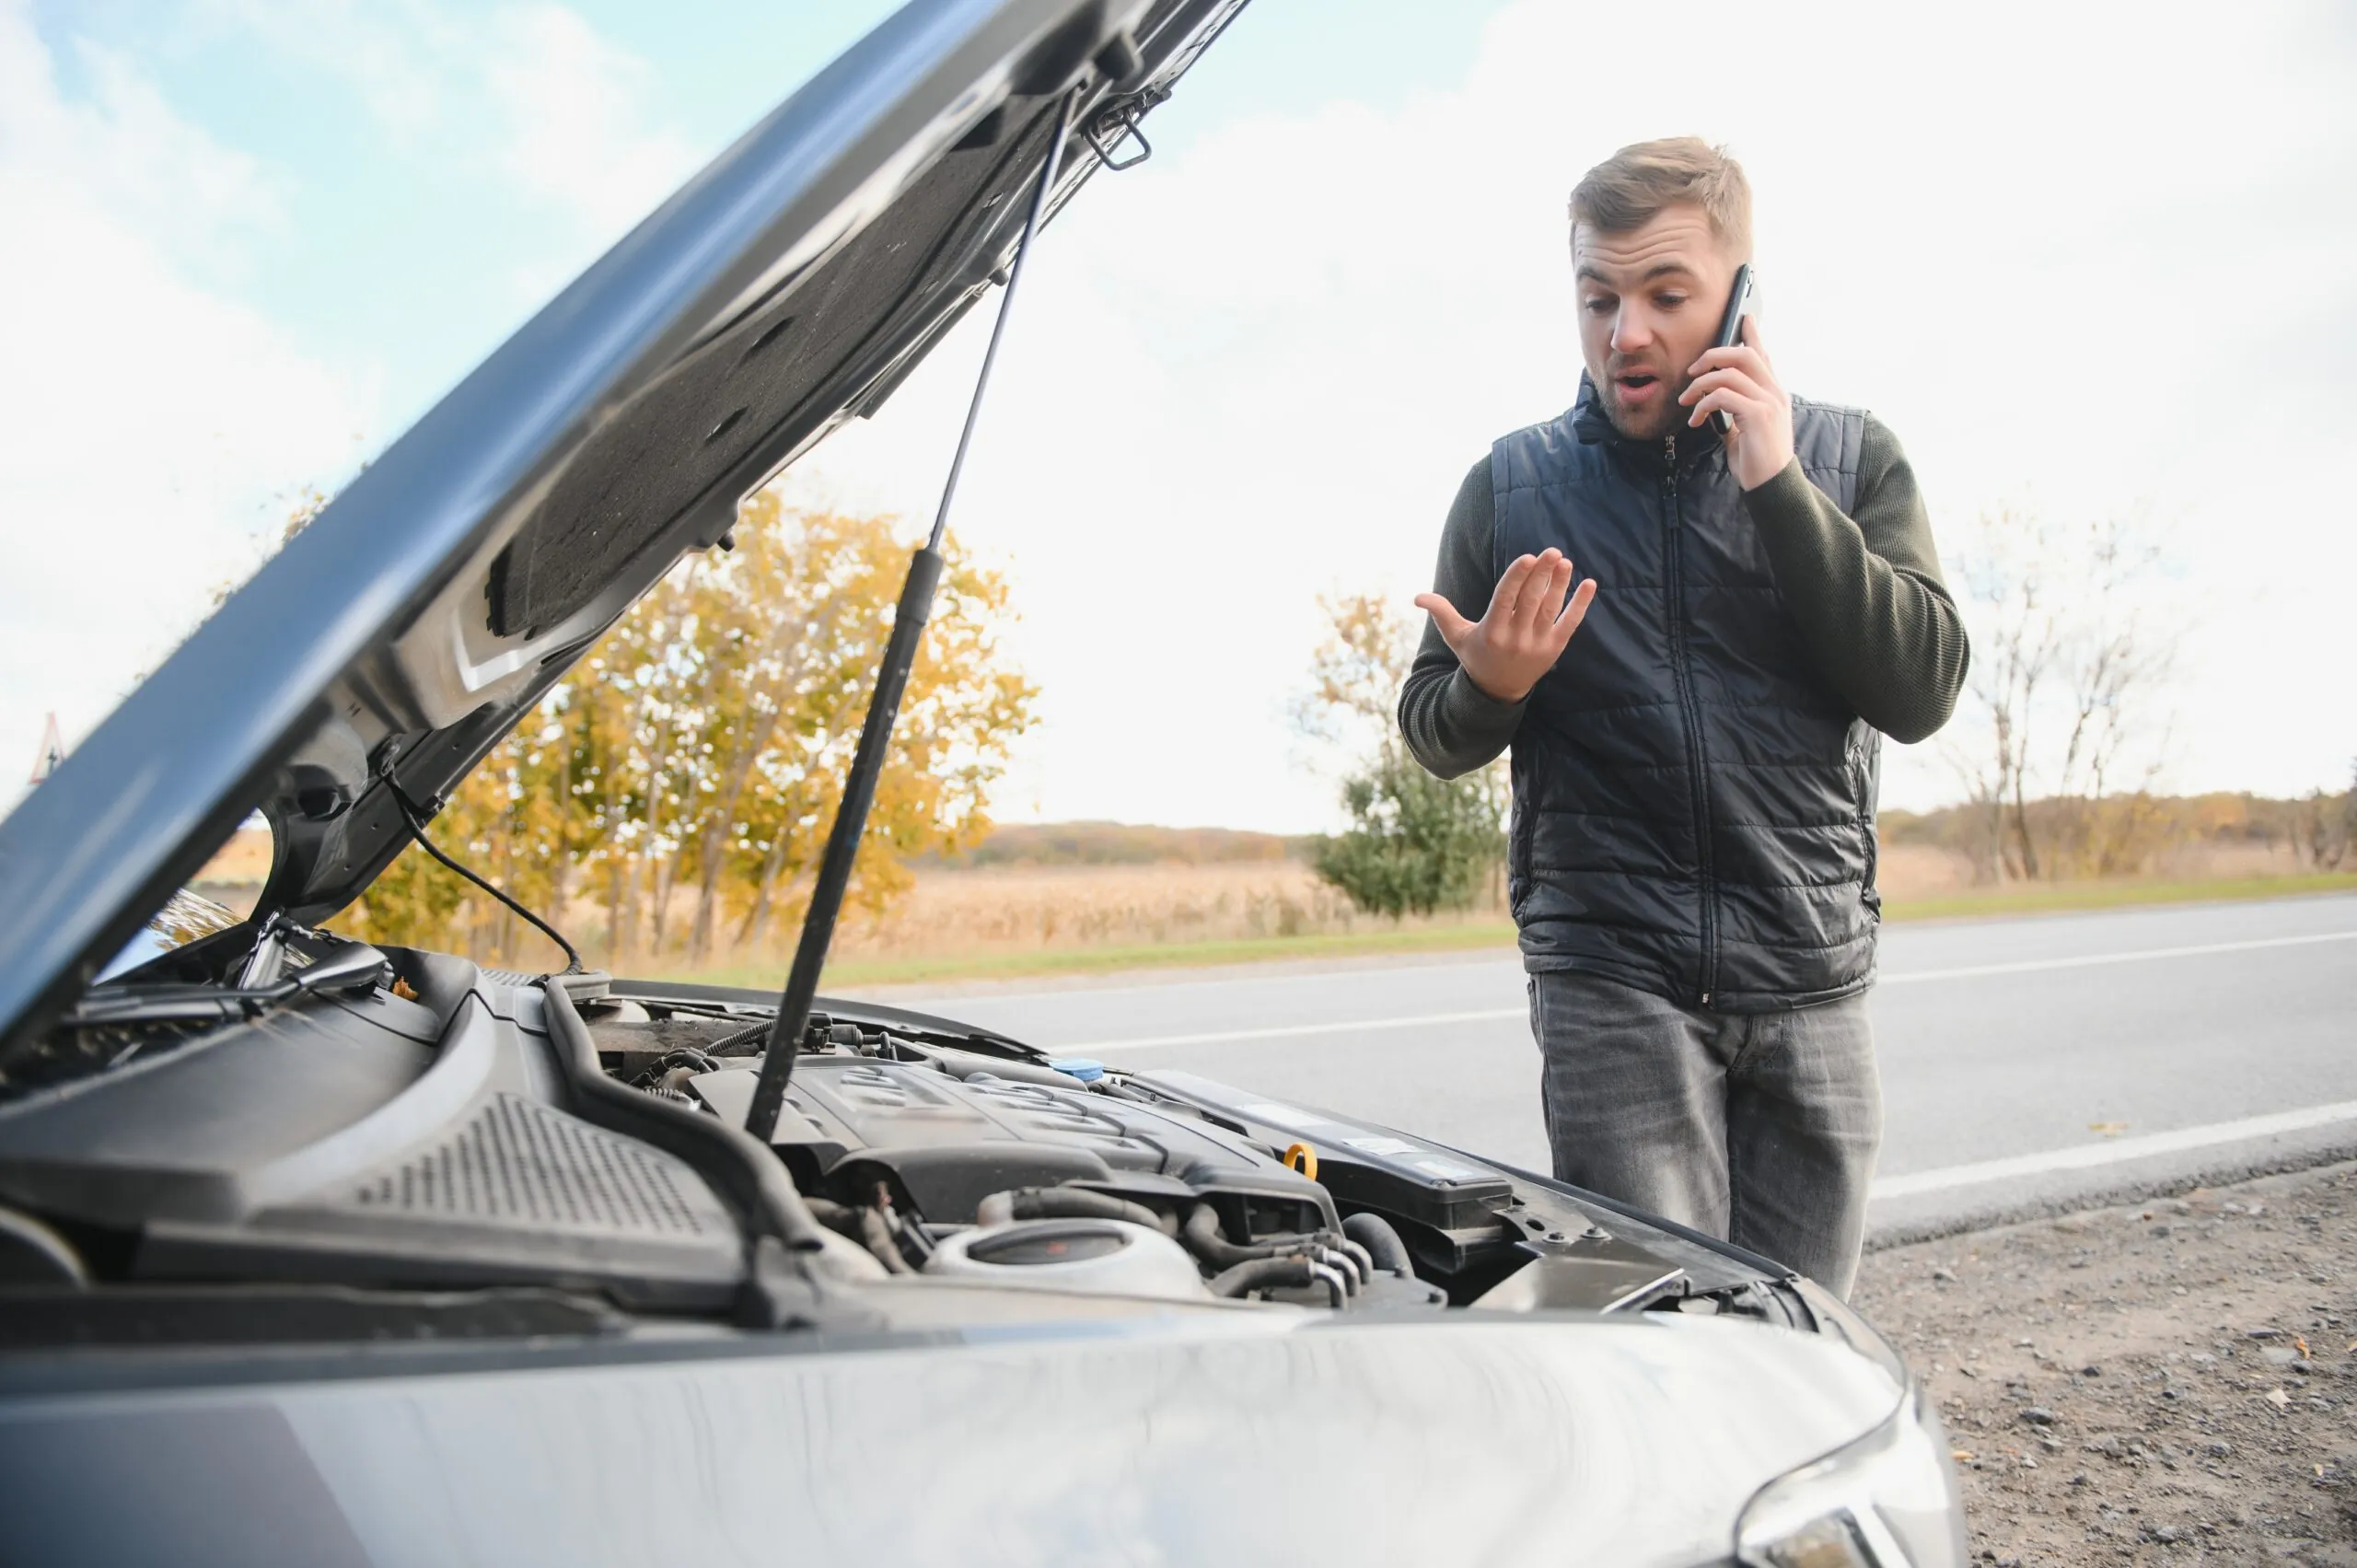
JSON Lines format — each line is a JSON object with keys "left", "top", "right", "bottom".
{"left": 0, "top": 0, "right": 371, "bottom": 779}
{"left": 209, "top": 0, "right": 699, "bottom": 243}
{"left": 0, "top": 0, "right": 705, "bottom": 790}
{"left": 798, "top": 0, "right": 2357, "bottom": 828}
{"left": 479, "top": 3, "right": 700, "bottom": 237}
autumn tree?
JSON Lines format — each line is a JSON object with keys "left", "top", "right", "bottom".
{"left": 2296, "top": 761, "right": 2357, "bottom": 871}
{"left": 1944, "top": 505, "right": 2176, "bottom": 881}
{"left": 1296, "top": 591, "right": 1505, "bottom": 917}
{"left": 337, "top": 490, "right": 1035, "bottom": 970}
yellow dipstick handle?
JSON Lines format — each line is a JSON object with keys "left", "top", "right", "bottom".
{"left": 1283, "top": 1142, "right": 1319, "bottom": 1181}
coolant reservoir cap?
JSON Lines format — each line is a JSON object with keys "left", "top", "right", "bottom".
{"left": 924, "top": 1219, "right": 1210, "bottom": 1300}
{"left": 968, "top": 1223, "right": 1127, "bottom": 1267}
{"left": 1048, "top": 1058, "right": 1105, "bottom": 1082}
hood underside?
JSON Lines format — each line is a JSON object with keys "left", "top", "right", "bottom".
{"left": 0, "top": 0, "right": 1247, "bottom": 1057}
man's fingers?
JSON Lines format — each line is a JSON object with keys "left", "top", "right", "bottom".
{"left": 1538, "top": 555, "right": 1575, "bottom": 622}
{"left": 1508, "top": 550, "right": 1567, "bottom": 621}
{"left": 1684, "top": 343, "right": 1766, "bottom": 376}
{"left": 1520, "top": 549, "right": 1569, "bottom": 621}
{"left": 1488, "top": 553, "right": 1538, "bottom": 620}
{"left": 1678, "top": 366, "right": 1765, "bottom": 406}
{"left": 1549, "top": 575, "right": 1599, "bottom": 647}
{"left": 1685, "top": 384, "right": 1768, "bottom": 431}
{"left": 1414, "top": 591, "right": 1472, "bottom": 645}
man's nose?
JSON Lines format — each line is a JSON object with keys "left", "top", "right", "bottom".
{"left": 1609, "top": 309, "right": 1653, "bottom": 354}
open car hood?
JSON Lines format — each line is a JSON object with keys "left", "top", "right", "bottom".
{"left": 0, "top": 0, "right": 1244, "bottom": 1055}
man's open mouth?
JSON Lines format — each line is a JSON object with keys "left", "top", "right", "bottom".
{"left": 1615, "top": 371, "right": 1661, "bottom": 401}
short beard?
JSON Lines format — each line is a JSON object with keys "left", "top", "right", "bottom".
{"left": 1601, "top": 377, "right": 1688, "bottom": 442}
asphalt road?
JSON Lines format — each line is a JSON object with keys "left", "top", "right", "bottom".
{"left": 870, "top": 893, "right": 2357, "bottom": 1239}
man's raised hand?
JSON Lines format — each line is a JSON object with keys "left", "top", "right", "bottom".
{"left": 1414, "top": 548, "right": 1598, "bottom": 704}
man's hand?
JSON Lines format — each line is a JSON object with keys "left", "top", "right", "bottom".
{"left": 1679, "top": 314, "right": 1794, "bottom": 491}
{"left": 1415, "top": 548, "right": 1598, "bottom": 704}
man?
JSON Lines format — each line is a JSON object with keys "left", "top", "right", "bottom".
{"left": 1399, "top": 137, "right": 1968, "bottom": 1296}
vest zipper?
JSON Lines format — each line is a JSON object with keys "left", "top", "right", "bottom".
{"left": 1661, "top": 436, "right": 1717, "bottom": 1007}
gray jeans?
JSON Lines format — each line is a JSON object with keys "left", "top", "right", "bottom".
{"left": 1528, "top": 971, "right": 1882, "bottom": 1297}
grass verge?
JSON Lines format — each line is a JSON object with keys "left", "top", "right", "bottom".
{"left": 1882, "top": 870, "right": 2357, "bottom": 923}
{"left": 644, "top": 872, "right": 2357, "bottom": 993}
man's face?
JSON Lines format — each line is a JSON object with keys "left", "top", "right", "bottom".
{"left": 1573, "top": 203, "right": 1740, "bottom": 441}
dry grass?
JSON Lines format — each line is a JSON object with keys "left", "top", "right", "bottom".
{"left": 1874, "top": 840, "right": 2316, "bottom": 901}
{"left": 826, "top": 860, "right": 1504, "bottom": 959}
{"left": 195, "top": 826, "right": 273, "bottom": 885}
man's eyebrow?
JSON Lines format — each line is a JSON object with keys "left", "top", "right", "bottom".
{"left": 1574, "top": 260, "right": 1699, "bottom": 286}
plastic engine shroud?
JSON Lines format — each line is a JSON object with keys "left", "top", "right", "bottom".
{"left": 687, "top": 1056, "right": 1340, "bottom": 1239}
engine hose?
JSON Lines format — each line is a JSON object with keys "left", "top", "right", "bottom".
{"left": 1210, "top": 1256, "right": 1323, "bottom": 1304}
{"left": 857, "top": 1205, "right": 914, "bottom": 1274}
{"left": 539, "top": 978, "right": 828, "bottom": 1255}
{"left": 802, "top": 1197, "right": 861, "bottom": 1237}
{"left": 1342, "top": 1213, "right": 1414, "bottom": 1278}
{"left": 1179, "top": 1202, "right": 1286, "bottom": 1269}
{"left": 1309, "top": 1242, "right": 1364, "bottom": 1295}
{"left": 1305, "top": 1262, "right": 1349, "bottom": 1310}
{"left": 1334, "top": 1237, "right": 1378, "bottom": 1285}
{"left": 973, "top": 1186, "right": 1172, "bottom": 1234}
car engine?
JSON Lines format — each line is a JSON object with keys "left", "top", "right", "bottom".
{"left": 0, "top": 943, "right": 1816, "bottom": 1342}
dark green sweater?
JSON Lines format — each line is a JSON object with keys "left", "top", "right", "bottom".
{"left": 1399, "top": 416, "right": 1968, "bottom": 777}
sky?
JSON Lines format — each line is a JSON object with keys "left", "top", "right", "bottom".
{"left": 5, "top": 0, "right": 2353, "bottom": 833}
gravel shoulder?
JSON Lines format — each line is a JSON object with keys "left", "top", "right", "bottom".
{"left": 1852, "top": 1162, "right": 2357, "bottom": 1565}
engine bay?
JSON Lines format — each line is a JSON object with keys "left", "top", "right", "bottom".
{"left": 0, "top": 935, "right": 1819, "bottom": 1347}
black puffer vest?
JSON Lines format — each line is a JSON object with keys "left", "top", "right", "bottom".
{"left": 1494, "top": 378, "right": 1879, "bottom": 1011}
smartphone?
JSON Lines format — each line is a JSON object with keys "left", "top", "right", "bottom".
{"left": 1709, "top": 263, "right": 1754, "bottom": 436}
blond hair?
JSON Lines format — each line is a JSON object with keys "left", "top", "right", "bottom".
{"left": 1568, "top": 137, "right": 1752, "bottom": 259}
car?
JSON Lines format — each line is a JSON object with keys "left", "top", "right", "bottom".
{"left": 0, "top": 1, "right": 1967, "bottom": 1562}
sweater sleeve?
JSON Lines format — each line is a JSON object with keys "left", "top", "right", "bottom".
{"left": 1741, "top": 416, "right": 1969, "bottom": 745}
{"left": 1398, "top": 457, "right": 1526, "bottom": 779}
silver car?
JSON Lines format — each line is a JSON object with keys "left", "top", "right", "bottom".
{"left": 0, "top": 2, "right": 1964, "bottom": 1562}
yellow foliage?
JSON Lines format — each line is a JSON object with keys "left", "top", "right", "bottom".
{"left": 333, "top": 493, "right": 1036, "bottom": 970}
{"left": 1295, "top": 589, "right": 1417, "bottom": 749}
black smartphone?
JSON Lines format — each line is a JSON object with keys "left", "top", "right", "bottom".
{"left": 1709, "top": 263, "right": 1754, "bottom": 436}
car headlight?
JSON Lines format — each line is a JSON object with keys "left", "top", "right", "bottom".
{"left": 1735, "top": 1388, "right": 1967, "bottom": 1568}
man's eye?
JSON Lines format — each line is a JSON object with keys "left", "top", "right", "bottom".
{"left": 1657, "top": 293, "right": 1688, "bottom": 309}
{"left": 1584, "top": 298, "right": 1615, "bottom": 315}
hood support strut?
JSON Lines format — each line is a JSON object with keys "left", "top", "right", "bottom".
{"left": 744, "top": 87, "right": 1079, "bottom": 1144}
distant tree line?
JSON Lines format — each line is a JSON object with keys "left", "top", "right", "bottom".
{"left": 932, "top": 821, "right": 1312, "bottom": 868}
{"left": 1884, "top": 781, "right": 2357, "bottom": 878}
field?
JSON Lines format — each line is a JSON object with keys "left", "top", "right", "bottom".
{"left": 185, "top": 825, "right": 2357, "bottom": 990}
{"left": 657, "top": 842, "right": 2357, "bottom": 993}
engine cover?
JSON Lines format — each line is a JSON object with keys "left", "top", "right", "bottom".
{"left": 688, "top": 1056, "right": 1335, "bottom": 1235}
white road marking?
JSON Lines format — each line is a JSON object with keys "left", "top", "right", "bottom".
{"left": 1871, "top": 1100, "right": 2357, "bottom": 1199}
{"left": 1878, "top": 928, "right": 2357, "bottom": 985}
{"left": 1051, "top": 929, "right": 2357, "bottom": 1056}
{"left": 886, "top": 915, "right": 2355, "bottom": 1014}
{"left": 1064, "top": 1007, "right": 1524, "bottom": 1053}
